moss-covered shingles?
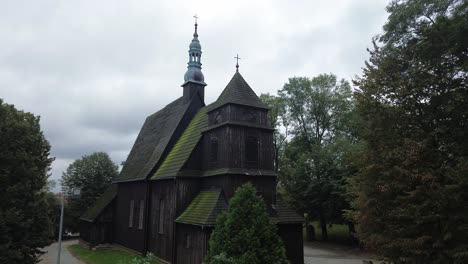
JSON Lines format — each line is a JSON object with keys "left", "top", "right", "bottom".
{"left": 175, "top": 189, "right": 228, "bottom": 226}
{"left": 152, "top": 104, "right": 213, "bottom": 178}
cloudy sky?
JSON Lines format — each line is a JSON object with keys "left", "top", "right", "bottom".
{"left": 0, "top": 0, "right": 388, "bottom": 191}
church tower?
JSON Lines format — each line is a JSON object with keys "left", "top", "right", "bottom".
{"left": 182, "top": 18, "right": 206, "bottom": 103}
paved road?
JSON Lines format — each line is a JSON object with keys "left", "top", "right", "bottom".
{"left": 40, "top": 239, "right": 83, "bottom": 264}
{"left": 304, "top": 241, "right": 377, "bottom": 264}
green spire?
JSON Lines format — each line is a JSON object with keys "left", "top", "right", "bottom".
{"left": 183, "top": 16, "right": 206, "bottom": 85}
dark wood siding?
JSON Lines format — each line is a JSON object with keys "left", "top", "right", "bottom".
{"left": 201, "top": 175, "right": 276, "bottom": 208}
{"left": 201, "top": 126, "right": 273, "bottom": 171}
{"left": 228, "top": 104, "right": 268, "bottom": 126}
{"left": 278, "top": 224, "right": 304, "bottom": 264}
{"left": 175, "top": 224, "right": 208, "bottom": 264}
{"left": 80, "top": 202, "right": 114, "bottom": 246}
{"left": 176, "top": 179, "right": 200, "bottom": 216}
{"left": 208, "top": 104, "right": 268, "bottom": 126}
{"left": 148, "top": 180, "right": 176, "bottom": 262}
{"left": 114, "top": 182, "right": 147, "bottom": 253}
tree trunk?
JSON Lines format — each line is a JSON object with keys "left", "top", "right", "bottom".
{"left": 320, "top": 213, "right": 328, "bottom": 241}
{"left": 306, "top": 224, "right": 316, "bottom": 241}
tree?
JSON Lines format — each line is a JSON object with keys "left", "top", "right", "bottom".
{"left": 207, "top": 183, "right": 288, "bottom": 264}
{"left": 277, "top": 74, "right": 354, "bottom": 240}
{"left": 259, "top": 94, "right": 289, "bottom": 172}
{"left": 349, "top": 0, "right": 468, "bottom": 262}
{"left": 0, "top": 99, "right": 54, "bottom": 264}
{"left": 61, "top": 152, "right": 118, "bottom": 231}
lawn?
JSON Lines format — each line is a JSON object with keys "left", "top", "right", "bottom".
{"left": 305, "top": 221, "right": 356, "bottom": 245}
{"left": 68, "top": 244, "right": 155, "bottom": 264}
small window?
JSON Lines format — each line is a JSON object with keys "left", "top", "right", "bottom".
{"left": 185, "top": 234, "right": 191, "bottom": 249}
{"left": 210, "top": 137, "right": 218, "bottom": 164}
{"left": 128, "top": 200, "right": 134, "bottom": 228}
{"left": 158, "top": 199, "right": 164, "bottom": 234}
{"left": 138, "top": 200, "right": 145, "bottom": 230}
{"left": 246, "top": 136, "right": 258, "bottom": 164}
{"left": 151, "top": 201, "right": 157, "bottom": 236}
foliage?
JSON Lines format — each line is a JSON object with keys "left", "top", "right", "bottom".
{"left": 207, "top": 183, "right": 288, "bottom": 264}
{"left": 259, "top": 94, "right": 289, "bottom": 172}
{"left": 0, "top": 99, "right": 54, "bottom": 264}
{"left": 62, "top": 152, "right": 118, "bottom": 231}
{"left": 349, "top": 0, "right": 468, "bottom": 263}
{"left": 276, "top": 74, "right": 355, "bottom": 240}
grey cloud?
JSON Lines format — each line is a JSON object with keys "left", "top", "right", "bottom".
{"left": 0, "top": 0, "right": 389, "bottom": 191}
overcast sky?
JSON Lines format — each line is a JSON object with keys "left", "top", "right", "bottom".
{"left": 0, "top": 0, "right": 389, "bottom": 191}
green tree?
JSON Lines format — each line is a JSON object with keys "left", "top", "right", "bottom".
{"left": 277, "top": 74, "right": 354, "bottom": 240}
{"left": 349, "top": 0, "right": 468, "bottom": 263}
{"left": 259, "top": 93, "right": 289, "bottom": 172}
{"left": 207, "top": 183, "right": 288, "bottom": 264}
{"left": 61, "top": 152, "right": 118, "bottom": 231}
{"left": 0, "top": 99, "right": 54, "bottom": 264}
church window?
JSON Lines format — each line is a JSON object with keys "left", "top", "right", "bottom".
{"left": 138, "top": 200, "right": 144, "bottom": 230}
{"left": 128, "top": 200, "right": 134, "bottom": 228}
{"left": 185, "top": 234, "right": 191, "bottom": 248}
{"left": 158, "top": 199, "right": 164, "bottom": 234}
{"left": 210, "top": 137, "right": 218, "bottom": 165}
{"left": 151, "top": 200, "right": 157, "bottom": 236}
{"left": 246, "top": 136, "right": 258, "bottom": 165}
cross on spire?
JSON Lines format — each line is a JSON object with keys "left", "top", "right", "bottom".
{"left": 234, "top": 54, "right": 241, "bottom": 72}
{"left": 193, "top": 14, "right": 199, "bottom": 37}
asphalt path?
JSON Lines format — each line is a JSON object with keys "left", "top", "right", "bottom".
{"left": 40, "top": 239, "right": 83, "bottom": 264}
{"left": 304, "top": 241, "right": 378, "bottom": 264}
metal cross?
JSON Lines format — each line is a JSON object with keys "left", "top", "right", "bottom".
{"left": 193, "top": 14, "right": 198, "bottom": 24}
{"left": 234, "top": 54, "right": 241, "bottom": 71}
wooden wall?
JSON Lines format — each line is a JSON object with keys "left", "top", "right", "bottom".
{"left": 148, "top": 179, "right": 176, "bottom": 262}
{"left": 278, "top": 223, "right": 304, "bottom": 264}
{"left": 175, "top": 224, "right": 208, "bottom": 264}
{"left": 114, "top": 182, "right": 147, "bottom": 253}
{"left": 208, "top": 104, "right": 269, "bottom": 127}
{"left": 201, "top": 126, "right": 274, "bottom": 171}
{"left": 201, "top": 175, "right": 276, "bottom": 208}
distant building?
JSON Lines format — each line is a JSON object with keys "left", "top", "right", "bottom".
{"left": 80, "top": 21, "right": 304, "bottom": 264}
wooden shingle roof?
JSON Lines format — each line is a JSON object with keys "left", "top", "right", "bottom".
{"left": 80, "top": 184, "right": 118, "bottom": 222}
{"left": 271, "top": 200, "right": 305, "bottom": 224}
{"left": 212, "top": 71, "right": 268, "bottom": 110}
{"left": 175, "top": 189, "right": 228, "bottom": 226}
{"left": 152, "top": 103, "right": 214, "bottom": 179}
{"left": 114, "top": 97, "right": 191, "bottom": 182}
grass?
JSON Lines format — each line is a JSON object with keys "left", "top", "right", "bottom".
{"left": 68, "top": 244, "right": 149, "bottom": 264}
{"left": 304, "top": 221, "right": 356, "bottom": 245}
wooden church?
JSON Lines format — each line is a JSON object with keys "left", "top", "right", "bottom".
{"left": 80, "top": 21, "right": 304, "bottom": 264}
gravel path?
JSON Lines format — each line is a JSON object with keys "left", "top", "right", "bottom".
{"left": 40, "top": 239, "right": 83, "bottom": 264}
{"left": 304, "top": 241, "right": 378, "bottom": 264}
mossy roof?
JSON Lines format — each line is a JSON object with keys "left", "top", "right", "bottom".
{"left": 114, "top": 97, "right": 191, "bottom": 182}
{"left": 151, "top": 104, "right": 213, "bottom": 179}
{"left": 80, "top": 184, "right": 118, "bottom": 222}
{"left": 211, "top": 71, "right": 268, "bottom": 110}
{"left": 175, "top": 189, "right": 228, "bottom": 226}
